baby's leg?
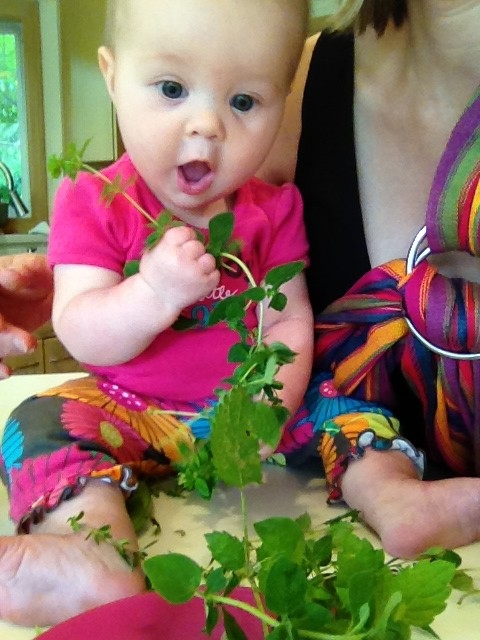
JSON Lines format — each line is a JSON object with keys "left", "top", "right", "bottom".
{"left": 0, "top": 480, "right": 145, "bottom": 628}
{"left": 341, "top": 448, "right": 480, "bottom": 557}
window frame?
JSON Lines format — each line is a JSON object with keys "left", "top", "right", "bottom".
{"left": 1, "top": 1, "right": 47, "bottom": 232}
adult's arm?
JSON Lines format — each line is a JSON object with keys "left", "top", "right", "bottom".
{"left": 0, "top": 253, "right": 53, "bottom": 377}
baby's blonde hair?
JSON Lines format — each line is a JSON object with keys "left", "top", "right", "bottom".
{"left": 104, "top": 0, "right": 310, "bottom": 76}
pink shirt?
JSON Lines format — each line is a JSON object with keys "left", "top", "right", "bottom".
{"left": 49, "top": 154, "right": 309, "bottom": 402}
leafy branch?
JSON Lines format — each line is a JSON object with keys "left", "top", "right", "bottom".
{"left": 67, "top": 511, "right": 154, "bottom": 569}
{"left": 144, "top": 512, "right": 478, "bottom": 640}
{"left": 51, "top": 142, "right": 476, "bottom": 639}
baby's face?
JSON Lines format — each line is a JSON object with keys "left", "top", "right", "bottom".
{"left": 99, "top": 0, "right": 300, "bottom": 222}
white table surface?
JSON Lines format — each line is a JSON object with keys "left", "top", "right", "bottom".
{"left": 0, "top": 374, "right": 479, "bottom": 639}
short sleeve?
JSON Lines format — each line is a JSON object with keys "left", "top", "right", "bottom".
{"left": 48, "top": 162, "right": 148, "bottom": 274}
{"left": 262, "top": 181, "right": 309, "bottom": 273}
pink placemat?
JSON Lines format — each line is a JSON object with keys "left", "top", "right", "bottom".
{"left": 37, "top": 588, "right": 264, "bottom": 639}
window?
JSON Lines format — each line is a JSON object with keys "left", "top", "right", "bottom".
{"left": 0, "top": 22, "right": 29, "bottom": 206}
{"left": 0, "top": 1, "right": 47, "bottom": 231}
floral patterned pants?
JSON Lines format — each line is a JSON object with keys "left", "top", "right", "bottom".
{"left": 0, "top": 373, "right": 422, "bottom": 530}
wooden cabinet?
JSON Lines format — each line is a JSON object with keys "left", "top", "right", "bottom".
{"left": 5, "top": 322, "right": 84, "bottom": 375}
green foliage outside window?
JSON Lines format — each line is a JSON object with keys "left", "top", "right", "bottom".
{"left": 0, "top": 30, "right": 22, "bottom": 200}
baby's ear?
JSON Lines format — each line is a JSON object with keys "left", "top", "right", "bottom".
{"left": 98, "top": 46, "right": 116, "bottom": 99}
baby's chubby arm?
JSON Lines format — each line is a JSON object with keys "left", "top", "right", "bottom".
{"left": 52, "top": 226, "right": 219, "bottom": 365}
{"left": 258, "top": 272, "right": 313, "bottom": 457}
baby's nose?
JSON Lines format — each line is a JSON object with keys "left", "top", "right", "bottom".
{"left": 186, "top": 109, "right": 225, "bottom": 140}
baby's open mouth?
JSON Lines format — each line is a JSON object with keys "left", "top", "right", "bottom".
{"left": 177, "top": 161, "right": 214, "bottom": 195}
{"left": 180, "top": 161, "right": 211, "bottom": 184}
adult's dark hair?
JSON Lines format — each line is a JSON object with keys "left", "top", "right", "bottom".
{"left": 322, "top": 0, "right": 408, "bottom": 36}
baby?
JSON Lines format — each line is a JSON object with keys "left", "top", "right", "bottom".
{"left": 0, "top": 0, "right": 312, "bottom": 627}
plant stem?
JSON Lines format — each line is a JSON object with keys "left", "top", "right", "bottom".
{"left": 207, "top": 594, "right": 367, "bottom": 640}
{"left": 83, "top": 162, "right": 157, "bottom": 225}
{"left": 209, "top": 594, "right": 279, "bottom": 630}
{"left": 239, "top": 490, "right": 269, "bottom": 637}
{"left": 220, "top": 252, "right": 264, "bottom": 346}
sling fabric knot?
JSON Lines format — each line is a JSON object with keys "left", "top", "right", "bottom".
{"left": 401, "top": 260, "right": 480, "bottom": 355}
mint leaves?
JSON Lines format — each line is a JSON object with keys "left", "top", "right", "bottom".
{"left": 144, "top": 513, "right": 464, "bottom": 639}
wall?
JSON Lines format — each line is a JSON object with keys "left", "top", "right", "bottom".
{"left": 38, "top": 0, "right": 115, "bottom": 212}
{"left": 59, "top": 0, "right": 115, "bottom": 162}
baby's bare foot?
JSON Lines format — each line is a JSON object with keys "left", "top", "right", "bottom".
{"left": 0, "top": 532, "right": 145, "bottom": 627}
{"left": 341, "top": 450, "right": 480, "bottom": 558}
{"left": 371, "top": 476, "right": 480, "bottom": 558}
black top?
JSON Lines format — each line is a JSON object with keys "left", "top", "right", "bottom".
{"left": 295, "top": 32, "right": 370, "bottom": 317}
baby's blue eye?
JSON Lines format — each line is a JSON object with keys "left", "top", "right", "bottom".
{"left": 159, "top": 80, "right": 185, "bottom": 99}
{"left": 230, "top": 94, "right": 255, "bottom": 112}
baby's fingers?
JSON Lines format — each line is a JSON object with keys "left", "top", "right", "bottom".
{"left": 162, "top": 225, "right": 197, "bottom": 247}
{"left": 197, "top": 252, "right": 218, "bottom": 276}
{"left": 0, "top": 325, "right": 36, "bottom": 359}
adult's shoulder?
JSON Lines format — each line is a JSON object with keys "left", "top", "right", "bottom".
{"left": 256, "top": 33, "right": 320, "bottom": 186}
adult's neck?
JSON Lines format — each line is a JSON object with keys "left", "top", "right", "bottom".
{"left": 408, "top": 0, "right": 480, "bottom": 79}
{"left": 357, "top": 0, "right": 480, "bottom": 110}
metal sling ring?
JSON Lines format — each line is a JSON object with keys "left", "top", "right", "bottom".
{"left": 404, "top": 225, "right": 480, "bottom": 360}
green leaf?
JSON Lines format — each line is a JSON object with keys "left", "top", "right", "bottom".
{"left": 207, "top": 211, "right": 235, "bottom": 257}
{"left": 369, "top": 590, "right": 404, "bottom": 639}
{"left": 308, "top": 534, "right": 333, "bottom": 568}
{"left": 172, "top": 315, "right": 199, "bottom": 331}
{"left": 419, "top": 547, "right": 462, "bottom": 567}
{"left": 269, "top": 292, "right": 287, "bottom": 312}
{"left": 194, "top": 477, "right": 212, "bottom": 499}
{"left": 205, "top": 567, "right": 228, "bottom": 594}
{"left": 290, "top": 602, "right": 333, "bottom": 633}
{"left": 228, "top": 342, "right": 250, "bottom": 363}
{"left": 176, "top": 439, "right": 218, "bottom": 499}
{"left": 143, "top": 553, "right": 202, "bottom": 603}
{"left": 253, "top": 402, "right": 283, "bottom": 449}
{"left": 244, "top": 286, "right": 266, "bottom": 302}
{"left": 126, "top": 480, "right": 153, "bottom": 534}
{"left": 205, "top": 531, "right": 246, "bottom": 571}
{"left": 264, "top": 261, "right": 304, "bottom": 288}
{"left": 333, "top": 522, "right": 385, "bottom": 577}
{"left": 47, "top": 155, "right": 63, "bottom": 179}
{"left": 123, "top": 259, "right": 140, "bottom": 277}
{"left": 208, "top": 296, "right": 246, "bottom": 328}
{"left": 224, "top": 574, "right": 242, "bottom": 597}
{"left": 205, "top": 602, "right": 220, "bottom": 635}
{"left": 47, "top": 140, "right": 91, "bottom": 180}
{"left": 392, "top": 559, "right": 456, "bottom": 627}
{"left": 222, "top": 608, "right": 248, "bottom": 640}
{"left": 450, "top": 569, "right": 475, "bottom": 593}
{"left": 264, "top": 557, "right": 308, "bottom": 615}
{"left": 101, "top": 174, "right": 135, "bottom": 206}
{"left": 266, "top": 625, "right": 294, "bottom": 640}
{"left": 145, "top": 212, "right": 186, "bottom": 248}
{"left": 268, "top": 342, "right": 297, "bottom": 365}
{"left": 347, "top": 567, "right": 389, "bottom": 626}
{"left": 210, "top": 387, "right": 263, "bottom": 488}
{"left": 255, "top": 517, "right": 305, "bottom": 564}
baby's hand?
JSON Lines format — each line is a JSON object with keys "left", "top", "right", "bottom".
{"left": 139, "top": 226, "right": 220, "bottom": 311}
